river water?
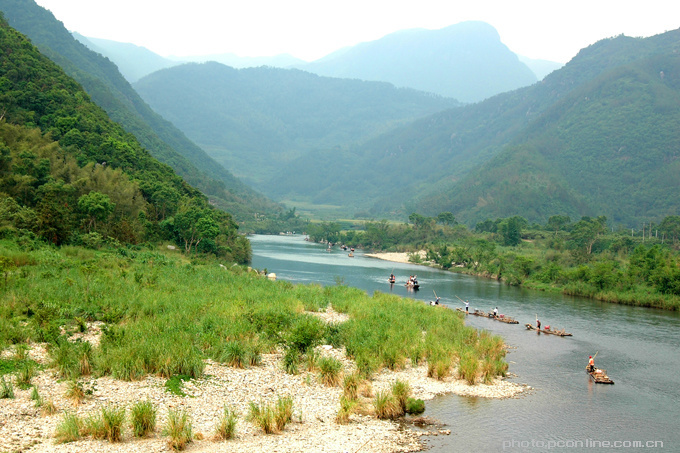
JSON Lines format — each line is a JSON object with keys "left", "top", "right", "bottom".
{"left": 249, "top": 234, "right": 680, "bottom": 452}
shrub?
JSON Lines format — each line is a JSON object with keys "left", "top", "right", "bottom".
{"left": 274, "top": 395, "right": 294, "bottom": 431}
{"left": 405, "top": 397, "right": 425, "bottom": 415}
{"left": 55, "top": 411, "right": 82, "bottom": 443}
{"left": 164, "top": 408, "right": 193, "bottom": 451}
{"left": 214, "top": 405, "right": 238, "bottom": 440}
{"left": 318, "top": 356, "right": 342, "bottom": 387}
{"left": 131, "top": 400, "right": 157, "bottom": 438}
{"left": 286, "top": 316, "right": 326, "bottom": 353}
{"left": 102, "top": 405, "right": 126, "bottom": 442}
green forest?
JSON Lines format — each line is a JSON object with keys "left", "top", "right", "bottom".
{"left": 0, "top": 15, "right": 249, "bottom": 261}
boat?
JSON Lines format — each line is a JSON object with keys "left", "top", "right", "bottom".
{"left": 587, "top": 366, "right": 614, "bottom": 384}
{"left": 405, "top": 282, "right": 420, "bottom": 290}
{"left": 456, "top": 308, "right": 519, "bottom": 324}
{"left": 388, "top": 278, "right": 396, "bottom": 284}
{"left": 348, "top": 252, "right": 354, "bottom": 257}
{"left": 524, "top": 323, "right": 572, "bottom": 336}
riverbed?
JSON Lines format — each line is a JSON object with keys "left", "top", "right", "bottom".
{"left": 250, "top": 234, "right": 680, "bottom": 452}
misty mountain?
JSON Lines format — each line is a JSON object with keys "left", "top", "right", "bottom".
{"left": 167, "top": 53, "right": 305, "bottom": 69}
{"left": 296, "top": 21, "right": 538, "bottom": 103}
{"left": 133, "top": 62, "right": 460, "bottom": 191}
{"left": 283, "top": 29, "right": 679, "bottom": 227}
{"left": 72, "top": 33, "right": 180, "bottom": 83}
{"left": 0, "top": 0, "right": 279, "bottom": 221}
{"left": 517, "top": 55, "right": 563, "bottom": 80}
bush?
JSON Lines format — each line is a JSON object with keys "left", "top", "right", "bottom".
{"left": 286, "top": 316, "right": 326, "bottom": 353}
{"left": 405, "top": 397, "right": 425, "bottom": 415}
{"left": 164, "top": 408, "right": 193, "bottom": 451}
{"left": 214, "top": 405, "right": 238, "bottom": 440}
{"left": 131, "top": 400, "right": 156, "bottom": 438}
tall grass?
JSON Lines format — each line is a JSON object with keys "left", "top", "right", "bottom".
{"left": 0, "top": 239, "right": 509, "bottom": 388}
{"left": 247, "top": 401, "right": 275, "bottom": 434}
{"left": 164, "top": 408, "right": 193, "bottom": 451}
{"left": 101, "top": 405, "right": 126, "bottom": 442}
{"left": 130, "top": 400, "right": 156, "bottom": 438}
{"left": 214, "top": 405, "right": 238, "bottom": 440}
{"left": 317, "top": 356, "right": 343, "bottom": 387}
{"left": 55, "top": 411, "right": 82, "bottom": 443}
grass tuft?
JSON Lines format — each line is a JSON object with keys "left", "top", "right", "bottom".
{"left": 214, "top": 405, "right": 238, "bottom": 440}
{"left": 164, "top": 408, "right": 193, "bottom": 451}
{"left": 130, "top": 400, "right": 157, "bottom": 438}
{"left": 55, "top": 410, "right": 82, "bottom": 443}
{"left": 317, "top": 356, "right": 342, "bottom": 387}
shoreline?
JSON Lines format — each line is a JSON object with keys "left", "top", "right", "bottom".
{"left": 1, "top": 314, "right": 528, "bottom": 453}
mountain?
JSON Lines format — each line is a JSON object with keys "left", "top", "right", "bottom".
{"left": 133, "top": 62, "right": 460, "bottom": 191}
{"left": 71, "top": 33, "right": 180, "bottom": 83}
{"left": 417, "top": 31, "right": 680, "bottom": 227}
{"left": 343, "top": 29, "right": 679, "bottom": 227}
{"left": 167, "top": 53, "right": 305, "bottom": 69}
{"left": 0, "top": 0, "right": 278, "bottom": 222}
{"left": 296, "top": 21, "right": 537, "bottom": 103}
{"left": 0, "top": 14, "right": 250, "bottom": 262}
{"left": 517, "top": 55, "right": 563, "bottom": 80}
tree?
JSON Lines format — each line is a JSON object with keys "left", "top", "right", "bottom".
{"left": 77, "top": 191, "right": 115, "bottom": 233}
{"left": 547, "top": 215, "right": 571, "bottom": 236}
{"left": 436, "top": 212, "right": 456, "bottom": 226}
{"left": 172, "top": 202, "right": 220, "bottom": 254}
{"left": 659, "top": 215, "right": 680, "bottom": 247}
{"left": 568, "top": 216, "right": 607, "bottom": 255}
{"left": 498, "top": 216, "right": 526, "bottom": 246}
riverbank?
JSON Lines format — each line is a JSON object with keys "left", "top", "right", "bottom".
{"left": 364, "top": 251, "right": 428, "bottom": 265}
{"left": 1, "top": 315, "right": 528, "bottom": 453}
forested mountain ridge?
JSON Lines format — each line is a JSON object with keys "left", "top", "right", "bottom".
{"left": 0, "top": 15, "right": 250, "bottom": 261}
{"left": 0, "top": 0, "right": 279, "bottom": 222}
{"left": 295, "top": 21, "right": 538, "bottom": 103}
{"left": 272, "top": 30, "right": 680, "bottom": 226}
{"left": 133, "top": 62, "right": 460, "bottom": 190}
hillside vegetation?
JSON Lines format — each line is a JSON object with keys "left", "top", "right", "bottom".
{"left": 0, "top": 0, "right": 280, "bottom": 223}
{"left": 133, "top": 62, "right": 459, "bottom": 190}
{"left": 0, "top": 15, "right": 249, "bottom": 260}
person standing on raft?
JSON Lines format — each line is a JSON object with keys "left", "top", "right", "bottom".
{"left": 588, "top": 356, "right": 595, "bottom": 372}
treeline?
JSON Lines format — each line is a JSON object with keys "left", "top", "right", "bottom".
{"left": 307, "top": 213, "right": 680, "bottom": 310}
{"left": 0, "top": 17, "right": 249, "bottom": 262}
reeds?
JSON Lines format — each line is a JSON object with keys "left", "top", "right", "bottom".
{"left": 55, "top": 411, "right": 82, "bottom": 443}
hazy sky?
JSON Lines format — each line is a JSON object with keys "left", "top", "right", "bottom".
{"left": 34, "top": 0, "right": 679, "bottom": 63}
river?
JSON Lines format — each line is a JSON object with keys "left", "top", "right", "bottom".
{"left": 249, "top": 234, "right": 680, "bottom": 452}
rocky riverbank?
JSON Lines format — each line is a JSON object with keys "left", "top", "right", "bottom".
{"left": 0, "top": 311, "right": 528, "bottom": 453}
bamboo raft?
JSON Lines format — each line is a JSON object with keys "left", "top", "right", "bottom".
{"left": 456, "top": 308, "right": 519, "bottom": 324}
{"left": 525, "top": 323, "right": 572, "bottom": 336}
{"left": 587, "top": 366, "right": 614, "bottom": 384}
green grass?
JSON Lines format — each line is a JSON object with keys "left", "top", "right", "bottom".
{"left": 0, "top": 238, "right": 508, "bottom": 388}
{"left": 317, "top": 356, "right": 343, "bottom": 387}
{"left": 164, "top": 408, "right": 193, "bottom": 451}
{"left": 214, "top": 405, "right": 238, "bottom": 440}
{"left": 130, "top": 400, "right": 157, "bottom": 437}
{"left": 55, "top": 411, "right": 82, "bottom": 443}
